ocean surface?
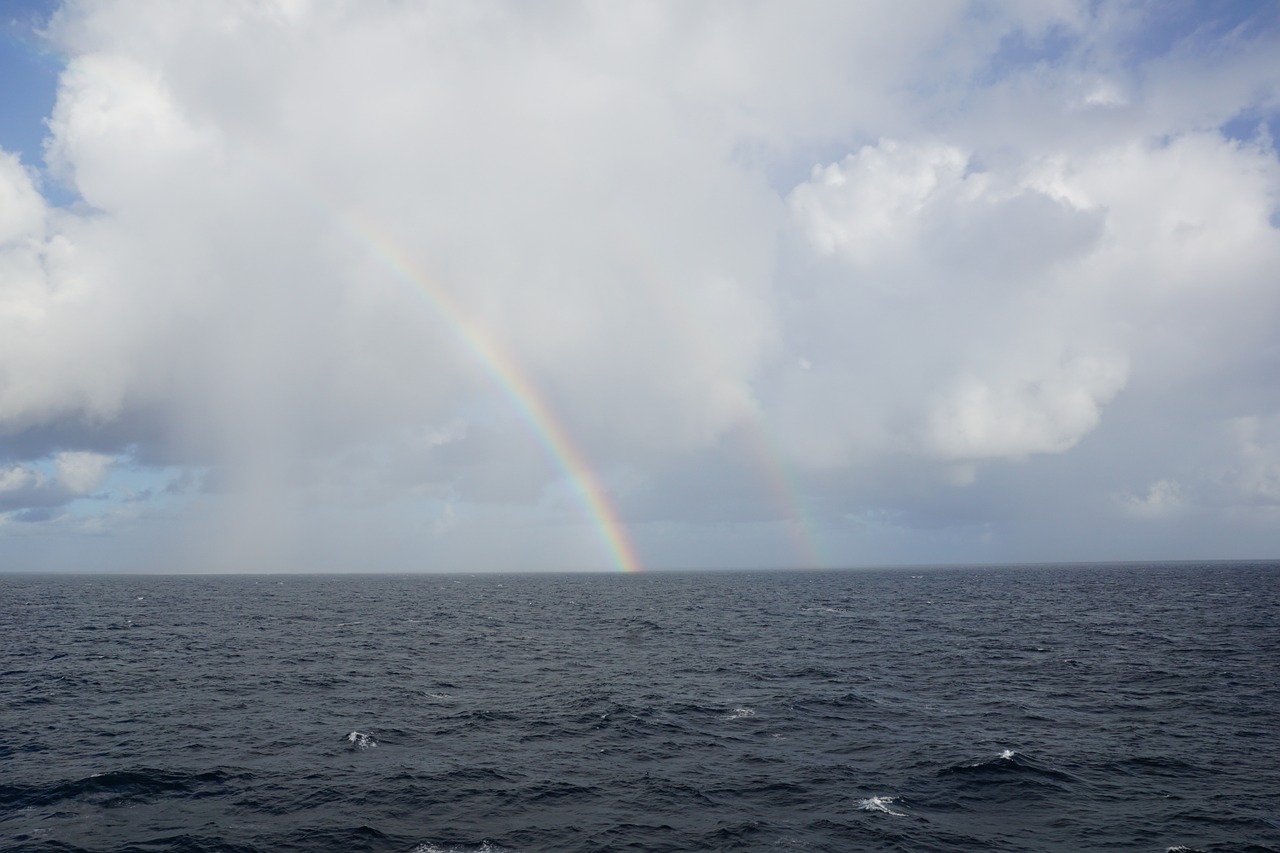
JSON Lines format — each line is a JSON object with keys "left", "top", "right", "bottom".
{"left": 2, "top": 562, "right": 1278, "bottom": 853}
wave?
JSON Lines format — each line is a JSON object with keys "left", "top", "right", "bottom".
{"left": 1101, "top": 755, "right": 1209, "bottom": 778}
{"left": 346, "top": 731, "right": 377, "bottom": 749}
{"left": 856, "top": 795, "right": 907, "bottom": 816}
{"left": 942, "top": 749, "right": 1076, "bottom": 779}
{"left": 933, "top": 749, "right": 1083, "bottom": 803}
{"left": 0, "top": 768, "right": 239, "bottom": 810}
{"left": 785, "top": 691, "right": 878, "bottom": 718}
{"left": 798, "top": 605, "right": 858, "bottom": 618}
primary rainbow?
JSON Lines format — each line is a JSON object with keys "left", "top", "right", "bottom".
{"left": 336, "top": 211, "right": 643, "bottom": 574}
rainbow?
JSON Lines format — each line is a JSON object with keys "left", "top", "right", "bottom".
{"left": 740, "top": 424, "right": 827, "bottom": 569}
{"left": 45, "top": 38, "right": 828, "bottom": 573}
{"left": 608, "top": 239, "right": 827, "bottom": 569}
{"left": 335, "top": 211, "right": 643, "bottom": 574}
{"left": 250, "top": 152, "right": 821, "bottom": 573}
{"left": 343, "top": 211, "right": 825, "bottom": 572}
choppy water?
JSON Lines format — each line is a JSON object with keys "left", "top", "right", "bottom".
{"left": 2, "top": 563, "right": 1278, "bottom": 852}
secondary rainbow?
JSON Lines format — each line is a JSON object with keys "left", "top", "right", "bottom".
{"left": 336, "top": 211, "right": 643, "bottom": 574}
{"left": 612, "top": 238, "right": 826, "bottom": 569}
{"left": 741, "top": 423, "right": 827, "bottom": 569}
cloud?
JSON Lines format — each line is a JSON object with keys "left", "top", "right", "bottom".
{"left": 0, "top": 450, "right": 112, "bottom": 512}
{"left": 766, "top": 137, "right": 1124, "bottom": 468}
{"left": 790, "top": 141, "right": 971, "bottom": 264}
{"left": 1216, "top": 415, "right": 1280, "bottom": 510}
{"left": 0, "top": 151, "right": 45, "bottom": 243}
{"left": 1, "top": 1, "right": 1279, "bottom": 568}
{"left": 926, "top": 353, "right": 1128, "bottom": 460}
{"left": 53, "top": 450, "right": 111, "bottom": 494}
{"left": 1119, "top": 479, "right": 1186, "bottom": 520}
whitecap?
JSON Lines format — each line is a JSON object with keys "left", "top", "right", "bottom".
{"left": 962, "top": 749, "right": 1016, "bottom": 768}
{"left": 411, "top": 842, "right": 513, "bottom": 853}
{"left": 856, "top": 795, "right": 906, "bottom": 816}
{"left": 726, "top": 707, "right": 755, "bottom": 720}
{"left": 346, "top": 731, "right": 377, "bottom": 749}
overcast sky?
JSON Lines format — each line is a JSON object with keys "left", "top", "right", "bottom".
{"left": 1, "top": 0, "right": 1278, "bottom": 572}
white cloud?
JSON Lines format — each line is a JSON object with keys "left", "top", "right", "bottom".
{"left": 769, "top": 137, "right": 1125, "bottom": 467}
{"left": 0, "top": 464, "right": 42, "bottom": 497}
{"left": 54, "top": 450, "right": 112, "bottom": 495}
{"left": 1079, "top": 80, "right": 1128, "bottom": 109}
{"left": 0, "top": 152, "right": 45, "bottom": 244}
{"left": 790, "top": 140, "right": 971, "bottom": 265}
{"left": 927, "top": 353, "right": 1128, "bottom": 460}
{"left": 1119, "top": 479, "right": 1186, "bottom": 520}
{"left": 0, "top": 451, "right": 112, "bottom": 515}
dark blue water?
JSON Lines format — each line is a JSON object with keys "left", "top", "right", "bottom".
{"left": 2, "top": 563, "right": 1278, "bottom": 852}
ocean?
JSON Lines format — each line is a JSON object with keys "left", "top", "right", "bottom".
{"left": 2, "top": 562, "right": 1277, "bottom": 852}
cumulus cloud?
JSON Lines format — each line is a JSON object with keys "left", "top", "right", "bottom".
{"left": 0, "top": 450, "right": 111, "bottom": 513}
{"left": 926, "top": 353, "right": 1128, "bottom": 460}
{"left": 54, "top": 450, "right": 112, "bottom": 494}
{"left": 0, "top": 152, "right": 44, "bottom": 243}
{"left": 790, "top": 141, "right": 972, "bottom": 264}
{"left": 1, "top": 0, "right": 1279, "bottom": 568}
{"left": 766, "top": 137, "right": 1125, "bottom": 468}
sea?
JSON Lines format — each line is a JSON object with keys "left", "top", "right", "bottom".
{"left": 2, "top": 562, "right": 1277, "bottom": 853}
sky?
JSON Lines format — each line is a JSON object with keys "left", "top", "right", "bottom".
{"left": 1, "top": 0, "right": 1279, "bottom": 573}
